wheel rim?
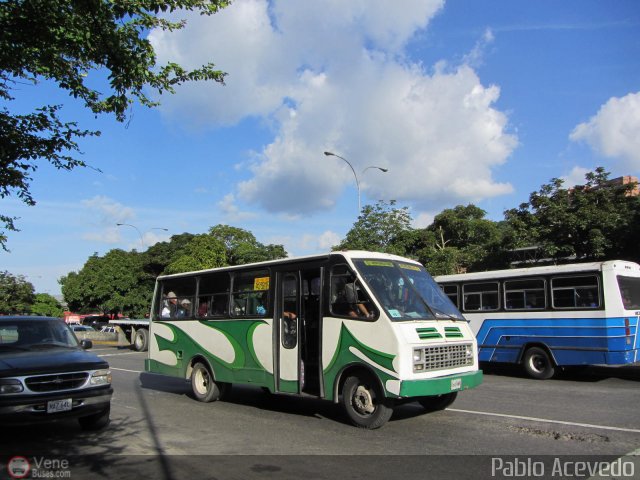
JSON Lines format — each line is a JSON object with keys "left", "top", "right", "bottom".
{"left": 352, "top": 384, "right": 376, "bottom": 416}
{"left": 134, "top": 333, "right": 143, "bottom": 349}
{"left": 194, "top": 368, "right": 210, "bottom": 396}
{"left": 529, "top": 353, "right": 547, "bottom": 373}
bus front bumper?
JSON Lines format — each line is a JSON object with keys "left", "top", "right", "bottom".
{"left": 398, "top": 370, "right": 483, "bottom": 398}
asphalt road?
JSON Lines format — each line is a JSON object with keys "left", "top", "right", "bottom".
{"left": 1, "top": 346, "right": 639, "bottom": 479}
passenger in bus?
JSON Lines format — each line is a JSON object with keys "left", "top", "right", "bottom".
{"left": 177, "top": 299, "right": 192, "bottom": 317}
{"left": 161, "top": 292, "right": 178, "bottom": 318}
{"left": 198, "top": 299, "right": 209, "bottom": 317}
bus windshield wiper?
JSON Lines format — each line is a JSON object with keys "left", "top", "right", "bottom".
{"left": 429, "top": 306, "right": 466, "bottom": 322}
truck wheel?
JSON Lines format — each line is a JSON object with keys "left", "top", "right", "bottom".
{"left": 78, "top": 406, "right": 110, "bottom": 431}
{"left": 191, "top": 362, "right": 230, "bottom": 402}
{"left": 418, "top": 392, "right": 458, "bottom": 411}
{"left": 133, "top": 328, "right": 149, "bottom": 352}
{"left": 523, "top": 346, "right": 555, "bottom": 380}
{"left": 342, "top": 374, "right": 393, "bottom": 429}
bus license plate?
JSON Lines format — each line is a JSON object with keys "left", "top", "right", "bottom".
{"left": 47, "top": 399, "right": 72, "bottom": 413}
{"left": 451, "top": 378, "right": 462, "bottom": 391}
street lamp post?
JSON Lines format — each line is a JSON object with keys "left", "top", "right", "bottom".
{"left": 116, "top": 224, "right": 168, "bottom": 250}
{"left": 324, "top": 151, "right": 388, "bottom": 213}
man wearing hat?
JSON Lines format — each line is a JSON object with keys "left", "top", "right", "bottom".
{"left": 161, "top": 291, "right": 178, "bottom": 318}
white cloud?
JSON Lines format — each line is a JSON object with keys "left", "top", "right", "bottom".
{"left": 150, "top": 0, "right": 517, "bottom": 215}
{"left": 82, "top": 195, "right": 135, "bottom": 226}
{"left": 318, "top": 230, "right": 342, "bottom": 251}
{"left": 561, "top": 166, "right": 592, "bottom": 188}
{"left": 217, "top": 193, "right": 258, "bottom": 222}
{"left": 570, "top": 92, "right": 640, "bottom": 171}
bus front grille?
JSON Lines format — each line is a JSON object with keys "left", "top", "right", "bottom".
{"left": 413, "top": 344, "right": 474, "bottom": 372}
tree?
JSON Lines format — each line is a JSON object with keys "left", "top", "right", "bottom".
{"left": 208, "top": 225, "right": 287, "bottom": 265}
{"left": 142, "top": 233, "right": 197, "bottom": 277}
{"left": 30, "top": 293, "right": 64, "bottom": 317}
{"left": 60, "top": 249, "right": 153, "bottom": 317}
{"left": 165, "top": 234, "right": 226, "bottom": 274}
{"left": 0, "top": 271, "right": 35, "bottom": 314}
{"left": 504, "top": 168, "right": 639, "bottom": 262}
{"left": 0, "top": 0, "right": 229, "bottom": 249}
{"left": 418, "top": 204, "right": 508, "bottom": 274}
{"left": 334, "top": 201, "right": 414, "bottom": 255}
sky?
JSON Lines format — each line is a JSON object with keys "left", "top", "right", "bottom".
{"left": 2, "top": 0, "right": 640, "bottom": 296}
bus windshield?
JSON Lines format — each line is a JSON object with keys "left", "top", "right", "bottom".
{"left": 354, "top": 259, "right": 465, "bottom": 321}
{"left": 617, "top": 275, "right": 640, "bottom": 310}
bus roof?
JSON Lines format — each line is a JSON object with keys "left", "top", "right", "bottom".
{"left": 434, "top": 259, "right": 640, "bottom": 283}
{"left": 156, "top": 250, "right": 422, "bottom": 280}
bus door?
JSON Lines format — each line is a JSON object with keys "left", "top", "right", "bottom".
{"left": 276, "top": 271, "right": 300, "bottom": 393}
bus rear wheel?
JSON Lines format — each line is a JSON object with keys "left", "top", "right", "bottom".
{"left": 523, "top": 346, "right": 556, "bottom": 380}
{"left": 342, "top": 374, "right": 393, "bottom": 429}
{"left": 191, "top": 362, "right": 229, "bottom": 402}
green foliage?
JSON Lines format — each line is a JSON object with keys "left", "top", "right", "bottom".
{"left": 504, "top": 168, "right": 640, "bottom": 262}
{"left": 0, "top": 0, "right": 229, "bottom": 249}
{"left": 30, "top": 293, "right": 64, "bottom": 317}
{"left": 59, "top": 225, "right": 288, "bottom": 315}
{"left": 142, "top": 233, "right": 196, "bottom": 276}
{"left": 208, "top": 224, "right": 287, "bottom": 265}
{"left": 334, "top": 201, "right": 413, "bottom": 255}
{"left": 165, "top": 234, "right": 226, "bottom": 274}
{"left": 418, "top": 205, "right": 508, "bottom": 274}
{"left": 60, "top": 249, "right": 154, "bottom": 317}
{"left": 0, "top": 271, "right": 35, "bottom": 314}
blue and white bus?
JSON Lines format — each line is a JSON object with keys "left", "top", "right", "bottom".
{"left": 435, "top": 260, "right": 640, "bottom": 379}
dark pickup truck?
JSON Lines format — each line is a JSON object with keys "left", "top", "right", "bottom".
{"left": 0, "top": 316, "right": 113, "bottom": 430}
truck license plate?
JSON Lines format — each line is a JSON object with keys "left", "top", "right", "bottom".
{"left": 451, "top": 378, "right": 462, "bottom": 391}
{"left": 47, "top": 399, "right": 72, "bottom": 413}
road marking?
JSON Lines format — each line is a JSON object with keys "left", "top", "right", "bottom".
{"left": 110, "top": 367, "right": 143, "bottom": 373}
{"left": 449, "top": 408, "right": 640, "bottom": 434}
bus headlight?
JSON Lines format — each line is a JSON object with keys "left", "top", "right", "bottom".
{"left": 413, "top": 349, "right": 423, "bottom": 363}
{"left": 90, "top": 370, "right": 112, "bottom": 386}
{"left": 465, "top": 345, "right": 474, "bottom": 359}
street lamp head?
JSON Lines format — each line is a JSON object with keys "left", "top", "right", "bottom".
{"left": 324, "top": 151, "right": 334, "bottom": 157}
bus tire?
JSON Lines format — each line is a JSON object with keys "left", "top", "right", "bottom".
{"left": 418, "top": 392, "right": 458, "bottom": 412}
{"left": 191, "top": 362, "right": 228, "bottom": 402}
{"left": 523, "top": 346, "right": 555, "bottom": 380}
{"left": 133, "top": 328, "right": 149, "bottom": 352}
{"left": 342, "top": 374, "right": 393, "bottom": 429}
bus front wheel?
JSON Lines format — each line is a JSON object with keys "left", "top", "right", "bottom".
{"left": 342, "top": 374, "right": 393, "bottom": 429}
{"left": 191, "top": 362, "right": 229, "bottom": 402}
{"left": 523, "top": 346, "right": 555, "bottom": 380}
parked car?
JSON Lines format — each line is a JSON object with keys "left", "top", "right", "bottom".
{"left": 70, "top": 325, "right": 95, "bottom": 333}
{"left": 0, "top": 316, "right": 113, "bottom": 430}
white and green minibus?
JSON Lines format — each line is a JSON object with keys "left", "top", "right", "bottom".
{"left": 145, "top": 251, "right": 482, "bottom": 428}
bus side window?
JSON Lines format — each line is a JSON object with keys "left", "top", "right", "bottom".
{"left": 504, "top": 279, "right": 546, "bottom": 310}
{"left": 441, "top": 285, "right": 459, "bottom": 308}
{"left": 197, "top": 274, "right": 230, "bottom": 318}
{"left": 552, "top": 275, "right": 599, "bottom": 309}
{"left": 158, "top": 277, "right": 197, "bottom": 320}
{"left": 463, "top": 282, "right": 499, "bottom": 311}
{"left": 231, "top": 270, "right": 270, "bottom": 317}
{"left": 330, "top": 265, "right": 375, "bottom": 320}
